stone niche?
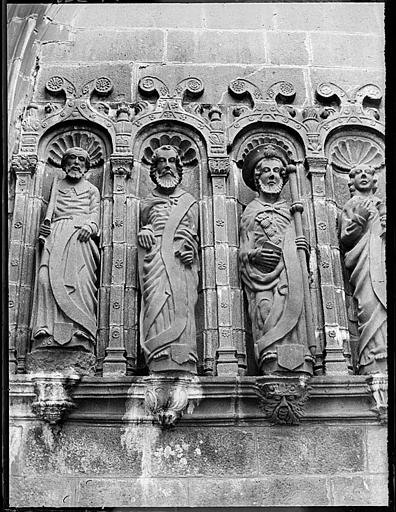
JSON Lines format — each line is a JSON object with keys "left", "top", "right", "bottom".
{"left": 8, "top": 70, "right": 388, "bottom": 508}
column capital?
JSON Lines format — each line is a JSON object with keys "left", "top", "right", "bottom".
{"left": 10, "top": 153, "right": 38, "bottom": 176}
{"left": 208, "top": 157, "right": 230, "bottom": 177}
{"left": 305, "top": 156, "right": 328, "bottom": 175}
{"left": 110, "top": 154, "right": 133, "bottom": 178}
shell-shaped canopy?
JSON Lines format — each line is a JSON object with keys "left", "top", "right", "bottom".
{"left": 142, "top": 134, "right": 198, "bottom": 167}
{"left": 47, "top": 132, "right": 104, "bottom": 168}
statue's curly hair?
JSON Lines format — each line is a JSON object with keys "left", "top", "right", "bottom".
{"left": 61, "top": 147, "right": 91, "bottom": 171}
{"left": 348, "top": 165, "right": 377, "bottom": 195}
{"left": 149, "top": 145, "right": 183, "bottom": 184}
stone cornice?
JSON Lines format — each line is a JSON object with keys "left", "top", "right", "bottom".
{"left": 9, "top": 375, "right": 381, "bottom": 424}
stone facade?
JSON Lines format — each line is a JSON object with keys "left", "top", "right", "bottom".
{"left": 8, "top": 3, "right": 387, "bottom": 508}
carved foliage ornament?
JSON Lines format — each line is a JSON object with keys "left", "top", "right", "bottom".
{"left": 144, "top": 376, "right": 202, "bottom": 429}
{"left": 316, "top": 82, "right": 382, "bottom": 120}
{"left": 46, "top": 76, "right": 113, "bottom": 99}
{"left": 139, "top": 76, "right": 204, "bottom": 100}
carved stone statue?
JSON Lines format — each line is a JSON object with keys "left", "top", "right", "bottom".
{"left": 138, "top": 145, "right": 199, "bottom": 374}
{"left": 340, "top": 165, "right": 386, "bottom": 374}
{"left": 30, "top": 147, "right": 100, "bottom": 355}
{"left": 239, "top": 144, "right": 313, "bottom": 375}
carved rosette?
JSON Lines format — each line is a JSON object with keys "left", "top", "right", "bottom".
{"left": 31, "top": 373, "right": 80, "bottom": 425}
{"left": 256, "top": 376, "right": 311, "bottom": 425}
{"left": 144, "top": 376, "right": 202, "bottom": 428}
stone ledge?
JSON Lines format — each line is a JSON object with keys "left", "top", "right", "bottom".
{"left": 9, "top": 374, "right": 380, "bottom": 424}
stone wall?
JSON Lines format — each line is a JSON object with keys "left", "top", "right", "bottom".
{"left": 8, "top": 3, "right": 387, "bottom": 508}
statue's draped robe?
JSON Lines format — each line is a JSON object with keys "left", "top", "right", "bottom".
{"left": 30, "top": 178, "right": 100, "bottom": 350}
{"left": 139, "top": 188, "right": 199, "bottom": 373}
{"left": 239, "top": 198, "right": 306, "bottom": 372}
{"left": 340, "top": 194, "right": 386, "bottom": 373}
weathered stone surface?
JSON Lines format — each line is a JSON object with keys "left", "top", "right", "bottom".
{"left": 366, "top": 426, "right": 388, "bottom": 473}
{"left": 10, "top": 476, "right": 77, "bottom": 507}
{"left": 330, "top": 474, "right": 388, "bottom": 506}
{"left": 274, "top": 3, "right": 384, "bottom": 34}
{"left": 203, "top": 4, "right": 274, "bottom": 30}
{"left": 167, "top": 30, "right": 266, "bottom": 64}
{"left": 75, "top": 4, "right": 205, "bottom": 29}
{"left": 189, "top": 476, "right": 330, "bottom": 506}
{"left": 77, "top": 477, "right": 189, "bottom": 507}
{"left": 310, "top": 33, "right": 384, "bottom": 69}
{"left": 42, "top": 29, "right": 164, "bottom": 62}
{"left": 150, "top": 427, "right": 257, "bottom": 476}
{"left": 257, "top": 426, "right": 365, "bottom": 474}
{"left": 21, "top": 424, "right": 143, "bottom": 475}
{"left": 9, "top": 424, "right": 24, "bottom": 475}
{"left": 267, "top": 31, "right": 309, "bottom": 65}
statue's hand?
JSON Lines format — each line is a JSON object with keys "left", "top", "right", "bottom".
{"left": 39, "top": 222, "right": 51, "bottom": 238}
{"left": 295, "top": 235, "right": 309, "bottom": 254}
{"left": 175, "top": 247, "right": 194, "bottom": 266}
{"left": 252, "top": 247, "right": 281, "bottom": 271}
{"left": 77, "top": 225, "right": 92, "bottom": 242}
{"left": 380, "top": 213, "right": 386, "bottom": 229}
{"left": 138, "top": 227, "right": 155, "bottom": 250}
{"left": 355, "top": 199, "right": 372, "bottom": 222}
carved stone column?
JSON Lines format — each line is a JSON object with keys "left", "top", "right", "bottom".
{"left": 306, "top": 156, "right": 349, "bottom": 375}
{"left": 209, "top": 158, "right": 239, "bottom": 376}
{"left": 102, "top": 155, "right": 132, "bottom": 375}
{"left": 8, "top": 153, "right": 38, "bottom": 373}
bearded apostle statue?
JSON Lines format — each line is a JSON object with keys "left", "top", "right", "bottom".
{"left": 138, "top": 145, "right": 199, "bottom": 374}
{"left": 340, "top": 165, "right": 386, "bottom": 375}
{"left": 30, "top": 147, "right": 100, "bottom": 356}
{"left": 239, "top": 144, "right": 314, "bottom": 376}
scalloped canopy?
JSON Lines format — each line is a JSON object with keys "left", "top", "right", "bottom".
{"left": 47, "top": 132, "right": 104, "bottom": 168}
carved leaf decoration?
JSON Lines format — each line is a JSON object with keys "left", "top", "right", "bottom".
{"left": 47, "top": 132, "right": 104, "bottom": 168}
{"left": 142, "top": 135, "right": 198, "bottom": 166}
{"left": 330, "top": 138, "right": 384, "bottom": 172}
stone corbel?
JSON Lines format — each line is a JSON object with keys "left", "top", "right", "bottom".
{"left": 256, "top": 375, "right": 311, "bottom": 425}
{"left": 367, "top": 374, "right": 387, "bottom": 423}
{"left": 144, "top": 375, "right": 202, "bottom": 428}
{"left": 31, "top": 373, "right": 80, "bottom": 426}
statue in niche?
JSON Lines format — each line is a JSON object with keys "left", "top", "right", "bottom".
{"left": 340, "top": 165, "right": 386, "bottom": 374}
{"left": 239, "top": 144, "right": 313, "bottom": 375}
{"left": 138, "top": 145, "right": 199, "bottom": 374}
{"left": 30, "top": 147, "right": 100, "bottom": 355}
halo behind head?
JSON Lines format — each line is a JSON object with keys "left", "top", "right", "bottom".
{"left": 242, "top": 144, "right": 289, "bottom": 191}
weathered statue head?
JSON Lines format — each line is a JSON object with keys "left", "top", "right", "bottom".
{"left": 348, "top": 165, "right": 377, "bottom": 195}
{"left": 242, "top": 144, "right": 288, "bottom": 194}
{"left": 61, "top": 147, "right": 90, "bottom": 181}
{"left": 150, "top": 145, "right": 183, "bottom": 192}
